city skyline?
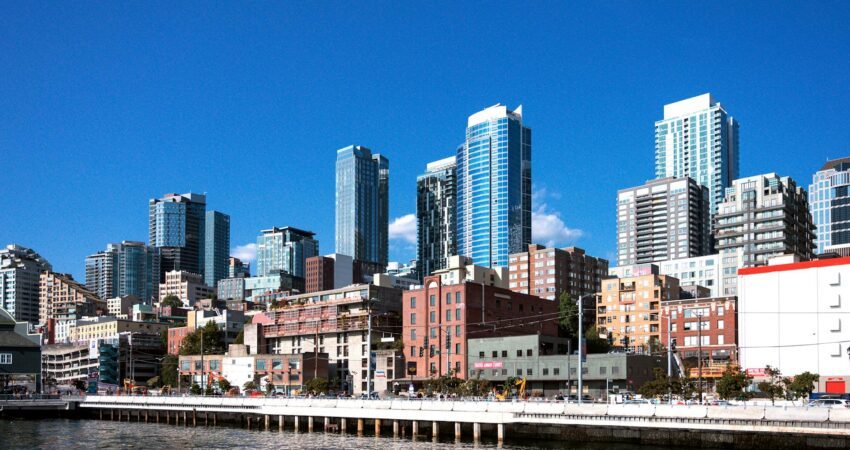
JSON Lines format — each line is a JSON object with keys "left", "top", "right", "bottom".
{"left": 2, "top": 3, "right": 848, "bottom": 281}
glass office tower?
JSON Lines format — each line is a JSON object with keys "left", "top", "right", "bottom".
{"left": 417, "top": 155, "right": 457, "bottom": 278}
{"left": 204, "top": 211, "right": 230, "bottom": 287}
{"left": 457, "top": 104, "right": 531, "bottom": 268}
{"left": 85, "top": 241, "right": 161, "bottom": 304}
{"left": 335, "top": 145, "right": 389, "bottom": 266}
{"left": 810, "top": 157, "right": 850, "bottom": 254}
{"left": 149, "top": 193, "right": 206, "bottom": 278}
{"left": 655, "top": 93, "right": 739, "bottom": 224}
{"left": 256, "top": 227, "right": 319, "bottom": 278}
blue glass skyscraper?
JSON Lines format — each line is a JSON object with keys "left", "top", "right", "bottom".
{"left": 149, "top": 192, "right": 206, "bottom": 279}
{"left": 809, "top": 157, "right": 850, "bottom": 254}
{"left": 85, "top": 241, "right": 160, "bottom": 304}
{"left": 335, "top": 145, "right": 389, "bottom": 266}
{"left": 256, "top": 226, "right": 318, "bottom": 278}
{"left": 457, "top": 104, "right": 532, "bottom": 268}
{"left": 205, "top": 211, "right": 230, "bottom": 287}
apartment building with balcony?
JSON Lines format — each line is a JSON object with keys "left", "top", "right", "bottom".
{"left": 39, "top": 272, "right": 105, "bottom": 326}
{"left": 509, "top": 244, "right": 609, "bottom": 300}
{"left": 596, "top": 267, "right": 680, "bottom": 352}
{"left": 660, "top": 295, "right": 738, "bottom": 378}
{"left": 158, "top": 270, "right": 214, "bottom": 307}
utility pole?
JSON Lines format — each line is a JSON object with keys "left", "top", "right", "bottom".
{"left": 315, "top": 323, "right": 319, "bottom": 379}
{"left": 577, "top": 294, "right": 584, "bottom": 405}
{"left": 366, "top": 302, "right": 373, "bottom": 396}
{"left": 697, "top": 311, "right": 703, "bottom": 404}
{"left": 667, "top": 315, "right": 672, "bottom": 405}
{"left": 200, "top": 329, "right": 204, "bottom": 394}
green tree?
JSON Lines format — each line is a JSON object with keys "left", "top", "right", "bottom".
{"left": 160, "top": 295, "right": 182, "bottom": 308}
{"left": 190, "top": 383, "right": 202, "bottom": 395}
{"left": 179, "top": 321, "right": 226, "bottom": 355}
{"left": 243, "top": 380, "right": 257, "bottom": 391}
{"left": 304, "top": 377, "right": 329, "bottom": 395}
{"left": 558, "top": 292, "right": 579, "bottom": 338}
{"left": 715, "top": 365, "right": 753, "bottom": 400}
{"left": 146, "top": 376, "right": 161, "bottom": 388}
{"left": 160, "top": 354, "right": 178, "bottom": 387}
{"left": 638, "top": 368, "right": 669, "bottom": 399}
{"left": 786, "top": 371, "right": 819, "bottom": 401}
{"left": 204, "top": 385, "right": 215, "bottom": 396}
{"left": 757, "top": 365, "right": 785, "bottom": 405}
{"left": 265, "top": 382, "right": 276, "bottom": 395}
{"left": 585, "top": 326, "right": 611, "bottom": 354}
{"left": 217, "top": 378, "right": 231, "bottom": 393}
{"left": 234, "top": 330, "right": 244, "bottom": 345}
{"left": 72, "top": 379, "right": 87, "bottom": 392}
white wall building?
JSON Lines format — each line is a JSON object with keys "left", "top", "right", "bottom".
{"left": 611, "top": 253, "right": 740, "bottom": 298}
{"left": 739, "top": 256, "right": 850, "bottom": 393}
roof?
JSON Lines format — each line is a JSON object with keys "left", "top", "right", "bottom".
{"left": 738, "top": 256, "right": 850, "bottom": 276}
{"left": 0, "top": 330, "right": 40, "bottom": 348}
{"left": 0, "top": 308, "right": 15, "bottom": 326}
{"left": 821, "top": 157, "right": 850, "bottom": 171}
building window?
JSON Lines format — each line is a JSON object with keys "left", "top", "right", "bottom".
{"left": 181, "top": 360, "right": 190, "bottom": 371}
{"left": 718, "top": 320, "right": 724, "bottom": 330}
{"left": 502, "top": 350, "right": 507, "bottom": 357}
{"left": 195, "top": 361, "right": 202, "bottom": 371}
{"left": 600, "top": 366, "right": 607, "bottom": 375}
{"left": 516, "top": 369, "right": 522, "bottom": 376}
{"left": 718, "top": 335, "right": 725, "bottom": 345}
{"left": 410, "top": 346, "right": 416, "bottom": 357}
{"left": 446, "top": 310, "right": 451, "bottom": 321}
{"left": 446, "top": 293, "right": 451, "bottom": 305}
{"left": 430, "top": 328, "right": 437, "bottom": 338}
{"left": 456, "top": 292, "right": 462, "bottom": 304}
{"left": 430, "top": 295, "right": 436, "bottom": 306}
{"left": 430, "top": 311, "right": 436, "bottom": 322}
{"left": 526, "top": 349, "right": 533, "bottom": 357}
{"left": 411, "top": 329, "right": 417, "bottom": 340}
{"left": 455, "top": 325, "right": 461, "bottom": 335}
{"left": 455, "top": 309, "right": 461, "bottom": 320}
{"left": 410, "top": 297, "right": 416, "bottom": 308}
{"left": 456, "top": 343, "right": 460, "bottom": 354}
{"left": 210, "top": 360, "right": 220, "bottom": 371}
{"left": 410, "top": 313, "right": 416, "bottom": 325}
{"left": 502, "top": 369, "right": 507, "bottom": 375}
{"left": 543, "top": 368, "right": 549, "bottom": 376}
{"left": 553, "top": 368, "right": 560, "bottom": 376}
{"left": 527, "top": 368, "right": 533, "bottom": 376}
{"left": 256, "top": 359, "right": 267, "bottom": 370}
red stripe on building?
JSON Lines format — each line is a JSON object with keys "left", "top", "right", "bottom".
{"left": 738, "top": 257, "right": 850, "bottom": 276}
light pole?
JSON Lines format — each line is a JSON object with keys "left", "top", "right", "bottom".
{"left": 667, "top": 313, "right": 673, "bottom": 405}
{"left": 577, "top": 294, "right": 591, "bottom": 405}
{"left": 366, "top": 300, "right": 373, "bottom": 397}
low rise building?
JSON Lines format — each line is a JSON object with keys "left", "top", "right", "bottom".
{"left": 0, "top": 307, "right": 42, "bottom": 392}
{"left": 402, "top": 273, "right": 559, "bottom": 382}
{"left": 107, "top": 295, "right": 142, "bottom": 317}
{"left": 159, "top": 270, "right": 214, "bottom": 307}
{"left": 739, "top": 256, "right": 850, "bottom": 393}
{"left": 660, "top": 296, "right": 738, "bottom": 378}
{"left": 39, "top": 272, "right": 105, "bottom": 325}
{"left": 596, "top": 267, "right": 680, "bottom": 352}
{"left": 167, "top": 309, "right": 245, "bottom": 355}
{"left": 509, "top": 245, "right": 609, "bottom": 301}
{"left": 42, "top": 343, "right": 98, "bottom": 386}
{"left": 467, "top": 334, "right": 665, "bottom": 398}
{"left": 70, "top": 316, "right": 170, "bottom": 343}
{"left": 611, "top": 253, "right": 740, "bottom": 298}
{"left": 217, "top": 277, "right": 246, "bottom": 301}
{"left": 179, "top": 344, "right": 328, "bottom": 394}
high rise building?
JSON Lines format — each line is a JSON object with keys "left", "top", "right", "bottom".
{"left": 305, "top": 254, "right": 353, "bottom": 293}
{"left": 417, "top": 155, "right": 457, "bottom": 278}
{"left": 810, "top": 157, "right": 850, "bottom": 254}
{"left": 457, "top": 104, "right": 531, "bottom": 268}
{"left": 204, "top": 211, "right": 230, "bottom": 287}
{"left": 39, "top": 272, "right": 105, "bottom": 325}
{"left": 616, "top": 177, "right": 711, "bottom": 267}
{"left": 158, "top": 270, "right": 214, "bottom": 307}
{"left": 335, "top": 145, "right": 388, "bottom": 266}
{"left": 655, "top": 93, "right": 739, "bottom": 224}
{"left": 85, "top": 241, "right": 161, "bottom": 304}
{"left": 148, "top": 193, "right": 207, "bottom": 279}
{"left": 715, "top": 173, "right": 815, "bottom": 268}
{"left": 508, "top": 245, "right": 609, "bottom": 301}
{"left": 256, "top": 227, "right": 319, "bottom": 278}
{"left": 0, "top": 245, "right": 52, "bottom": 324}
{"left": 228, "top": 257, "right": 250, "bottom": 278}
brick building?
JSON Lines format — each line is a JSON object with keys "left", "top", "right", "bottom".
{"left": 402, "top": 275, "right": 558, "bottom": 383}
{"left": 508, "top": 245, "right": 609, "bottom": 301}
{"left": 660, "top": 296, "right": 738, "bottom": 376}
{"left": 596, "top": 267, "right": 680, "bottom": 352}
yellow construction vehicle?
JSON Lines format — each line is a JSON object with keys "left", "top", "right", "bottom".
{"left": 495, "top": 378, "right": 527, "bottom": 401}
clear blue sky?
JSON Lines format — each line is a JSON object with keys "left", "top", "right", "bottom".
{"left": 2, "top": 2, "right": 849, "bottom": 281}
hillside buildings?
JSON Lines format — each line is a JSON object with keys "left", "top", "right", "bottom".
{"left": 335, "top": 145, "right": 389, "bottom": 267}
{"left": 0, "top": 245, "right": 52, "bottom": 324}
{"left": 417, "top": 156, "right": 458, "bottom": 278}
{"left": 85, "top": 241, "right": 160, "bottom": 304}
{"left": 508, "top": 244, "right": 609, "bottom": 301}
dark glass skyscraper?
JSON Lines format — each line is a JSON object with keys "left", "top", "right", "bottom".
{"left": 85, "top": 241, "right": 161, "bottom": 304}
{"left": 335, "top": 145, "right": 389, "bottom": 266}
{"left": 457, "top": 104, "right": 531, "bottom": 268}
{"left": 204, "top": 210, "right": 230, "bottom": 287}
{"left": 148, "top": 193, "right": 206, "bottom": 279}
{"left": 417, "top": 155, "right": 457, "bottom": 278}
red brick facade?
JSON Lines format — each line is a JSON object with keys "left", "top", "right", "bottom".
{"left": 402, "top": 276, "right": 558, "bottom": 381}
{"left": 660, "top": 296, "right": 738, "bottom": 364}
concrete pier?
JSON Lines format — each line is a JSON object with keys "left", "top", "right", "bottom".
{"left": 374, "top": 419, "right": 381, "bottom": 436}
{"left": 498, "top": 423, "right": 505, "bottom": 442}
{"left": 357, "top": 418, "right": 364, "bottom": 435}
{"left": 455, "top": 422, "right": 461, "bottom": 440}
{"left": 393, "top": 420, "right": 399, "bottom": 437}
{"left": 294, "top": 416, "right": 299, "bottom": 432}
{"left": 473, "top": 423, "right": 481, "bottom": 442}
{"left": 432, "top": 421, "right": 439, "bottom": 438}
{"left": 308, "top": 416, "right": 314, "bottom": 432}
{"left": 412, "top": 421, "right": 419, "bottom": 439}
{"left": 324, "top": 417, "right": 329, "bottom": 431}
{"left": 340, "top": 417, "right": 347, "bottom": 433}
{"left": 279, "top": 415, "right": 283, "bottom": 432}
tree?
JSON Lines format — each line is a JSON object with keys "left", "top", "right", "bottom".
{"left": 265, "top": 382, "right": 276, "bottom": 395}
{"left": 304, "top": 377, "right": 329, "bottom": 395}
{"left": 786, "top": 371, "right": 819, "bottom": 401}
{"left": 234, "top": 330, "right": 244, "bottom": 345}
{"left": 190, "top": 383, "right": 202, "bottom": 395}
{"left": 243, "top": 381, "right": 257, "bottom": 391}
{"left": 146, "top": 376, "right": 161, "bottom": 388}
{"left": 585, "top": 326, "right": 611, "bottom": 354}
{"left": 72, "top": 379, "right": 87, "bottom": 392}
{"left": 204, "top": 385, "right": 215, "bottom": 396}
{"left": 638, "top": 368, "right": 670, "bottom": 399}
{"left": 179, "top": 321, "right": 226, "bottom": 355}
{"left": 715, "top": 365, "right": 753, "bottom": 400}
{"left": 161, "top": 295, "right": 182, "bottom": 308}
{"left": 757, "top": 365, "right": 785, "bottom": 405}
{"left": 217, "top": 378, "right": 231, "bottom": 393}
{"left": 558, "top": 292, "right": 579, "bottom": 338}
{"left": 160, "top": 354, "right": 178, "bottom": 387}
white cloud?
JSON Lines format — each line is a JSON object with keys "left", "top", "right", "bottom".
{"left": 231, "top": 243, "right": 257, "bottom": 262}
{"left": 389, "top": 213, "right": 417, "bottom": 244}
{"left": 531, "top": 187, "right": 582, "bottom": 247}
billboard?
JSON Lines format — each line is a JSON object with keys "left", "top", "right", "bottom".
{"left": 473, "top": 361, "right": 504, "bottom": 369}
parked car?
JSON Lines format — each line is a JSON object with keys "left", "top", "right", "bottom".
{"left": 807, "top": 399, "right": 850, "bottom": 408}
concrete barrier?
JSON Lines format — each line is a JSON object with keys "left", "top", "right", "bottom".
{"left": 372, "top": 400, "right": 393, "bottom": 410}
{"left": 390, "top": 400, "right": 421, "bottom": 410}
{"left": 764, "top": 406, "right": 830, "bottom": 422}
{"left": 310, "top": 399, "right": 337, "bottom": 408}
{"left": 453, "top": 402, "right": 489, "bottom": 412}
{"left": 563, "top": 404, "right": 608, "bottom": 416}
{"left": 421, "top": 401, "right": 454, "bottom": 411}
{"left": 607, "top": 404, "right": 656, "bottom": 417}
{"left": 654, "top": 405, "right": 707, "bottom": 419}
{"left": 523, "top": 402, "right": 567, "bottom": 415}
{"left": 486, "top": 402, "right": 526, "bottom": 413}
{"left": 829, "top": 408, "right": 850, "bottom": 423}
